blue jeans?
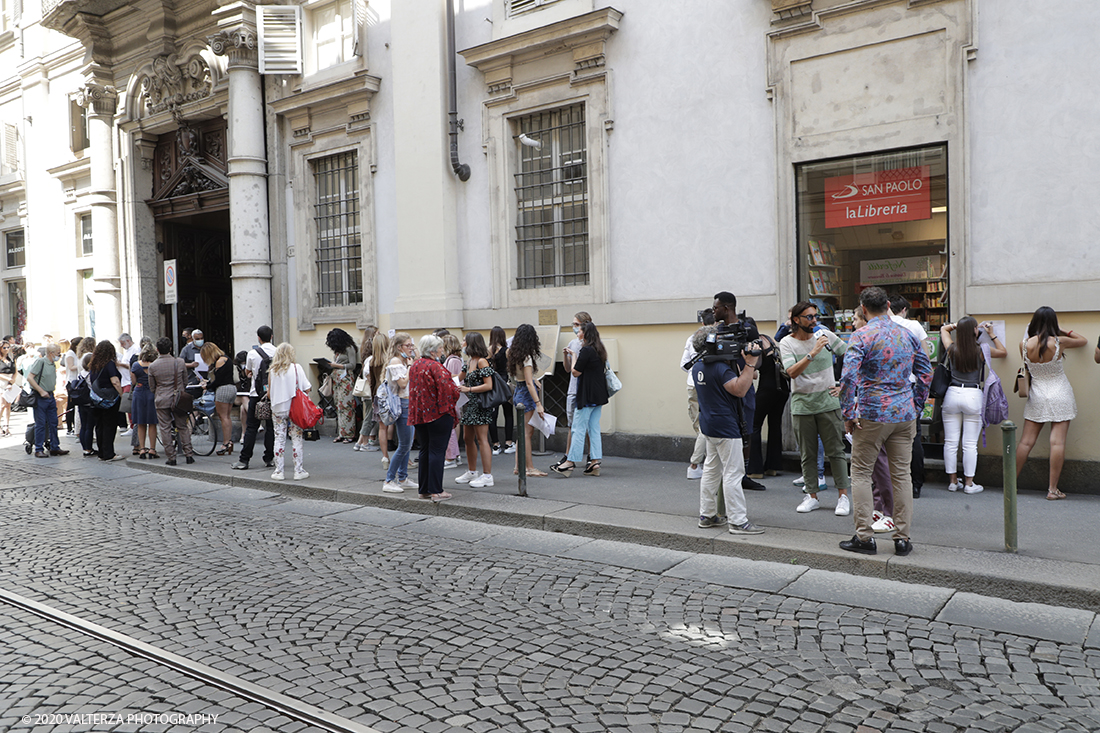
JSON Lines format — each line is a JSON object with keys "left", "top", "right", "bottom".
{"left": 386, "top": 398, "right": 413, "bottom": 483}
{"left": 567, "top": 405, "right": 602, "bottom": 464}
{"left": 34, "top": 394, "right": 59, "bottom": 452}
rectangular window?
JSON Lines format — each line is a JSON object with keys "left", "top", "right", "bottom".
{"left": 312, "top": 151, "right": 362, "bottom": 308}
{"left": 80, "top": 214, "right": 93, "bottom": 256}
{"left": 507, "top": 0, "right": 561, "bottom": 18}
{"left": 70, "top": 100, "right": 90, "bottom": 152}
{"left": 514, "top": 103, "right": 588, "bottom": 289}
{"left": 795, "top": 144, "right": 948, "bottom": 334}
{"left": 5, "top": 229, "right": 24, "bottom": 268}
{"left": 2, "top": 122, "right": 17, "bottom": 175}
{"left": 8, "top": 280, "right": 25, "bottom": 340}
{"left": 312, "top": 0, "right": 354, "bottom": 70}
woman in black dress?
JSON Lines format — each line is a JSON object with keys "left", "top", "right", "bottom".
{"left": 487, "top": 326, "right": 514, "bottom": 455}
{"left": 87, "top": 340, "right": 125, "bottom": 461}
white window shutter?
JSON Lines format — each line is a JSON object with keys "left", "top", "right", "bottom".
{"left": 3, "top": 123, "right": 17, "bottom": 175}
{"left": 352, "top": 0, "right": 365, "bottom": 57}
{"left": 508, "top": 0, "right": 538, "bottom": 17}
{"left": 258, "top": 5, "right": 303, "bottom": 75}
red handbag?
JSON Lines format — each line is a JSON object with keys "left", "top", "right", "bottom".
{"left": 289, "top": 371, "right": 324, "bottom": 429}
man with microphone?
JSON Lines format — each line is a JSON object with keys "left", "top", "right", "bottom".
{"left": 778, "top": 300, "right": 852, "bottom": 516}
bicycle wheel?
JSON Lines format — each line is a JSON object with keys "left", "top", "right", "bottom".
{"left": 189, "top": 411, "right": 218, "bottom": 456}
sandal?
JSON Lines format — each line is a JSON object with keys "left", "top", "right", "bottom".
{"left": 431, "top": 491, "right": 453, "bottom": 503}
{"left": 148, "top": 451, "right": 159, "bottom": 460}
{"left": 139, "top": 450, "right": 149, "bottom": 460}
{"left": 83, "top": 450, "right": 97, "bottom": 457}
{"left": 133, "top": 447, "right": 142, "bottom": 455}
{"left": 216, "top": 442, "right": 234, "bottom": 456}
{"left": 526, "top": 468, "right": 547, "bottom": 477}
{"left": 583, "top": 460, "right": 601, "bottom": 477}
{"left": 1046, "top": 489, "right": 1066, "bottom": 500}
{"left": 550, "top": 461, "right": 574, "bottom": 478}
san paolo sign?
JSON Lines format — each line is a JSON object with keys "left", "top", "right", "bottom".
{"left": 824, "top": 165, "right": 931, "bottom": 229}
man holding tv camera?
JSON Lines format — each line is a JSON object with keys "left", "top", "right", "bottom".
{"left": 688, "top": 292, "right": 766, "bottom": 534}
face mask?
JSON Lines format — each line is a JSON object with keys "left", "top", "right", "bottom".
{"left": 572, "top": 326, "right": 581, "bottom": 335}
{"left": 193, "top": 339, "right": 204, "bottom": 347}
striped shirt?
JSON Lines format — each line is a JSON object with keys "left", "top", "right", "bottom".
{"left": 779, "top": 330, "right": 847, "bottom": 416}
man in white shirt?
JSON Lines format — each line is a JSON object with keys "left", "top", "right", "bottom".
{"left": 231, "top": 325, "right": 276, "bottom": 470}
{"left": 889, "top": 294, "right": 930, "bottom": 498}
{"left": 118, "top": 333, "right": 140, "bottom": 438}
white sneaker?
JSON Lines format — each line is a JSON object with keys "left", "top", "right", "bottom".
{"left": 872, "top": 515, "right": 896, "bottom": 533}
{"left": 470, "top": 473, "right": 494, "bottom": 488}
{"left": 834, "top": 494, "right": 851, "bottom": 516}
{"left": 352, "top": 444, "right": 363, "bottom": 452}
{"left": 443, "top": 459, "right": 459, "bottom": 469}
{"left": 293, "top": 471, "right": 309, "bottom": 480}
{"left": 456, "top": 470, "right": 480, "bottom": 484}
{"left": 503, "top": 444, "right": 516, "bottom": 454}
{"left": 399, "top": 478, "right": 419, "bottom": 490}
{"left": 120, "top": 428, "right": 133, "bottom": 437}
{"left": 270, "top": 471, "right": 285, "bottom": 480}
{"left": 382, "top": 481, "right": 404, "bottom": 493}
{"left": 792, "top": 476, "right": 806, "bottom": 487}
{"left": 492, "top": 445, "right": 503, "bottom": 456}
{"left": 381, "top": 456, "right": 389, "bottom": 467}
{"left": 963, "top": 482, "right": 983, "bottom": 494}
{"left": 872, "top": 509, "right": 884, "bottom": 523}
{"left": 796, "top": 495, "right": 821, "bottom": 513}
{"left": 818, "top": 478, "right": 828, "bottom": 491}
{"left": 948, "top": 481, "right": 960, "bottom": 492}
{"left": 686, "top": 465, "right": 703, "bottom": 480}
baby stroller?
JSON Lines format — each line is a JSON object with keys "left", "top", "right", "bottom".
{"left": 312, "top": 358, "right": 338, "bottom": 419}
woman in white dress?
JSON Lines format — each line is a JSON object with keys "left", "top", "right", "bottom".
{"left": 1015, "top": 307, "right": 1087, "bottom": 500}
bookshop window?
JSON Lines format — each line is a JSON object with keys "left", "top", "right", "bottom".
{"left": 796, "top": 145, "right": 948, "bottom": 334}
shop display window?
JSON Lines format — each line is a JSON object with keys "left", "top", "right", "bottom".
{"left": 796, "top": 145, "right": 948, "bottom": 334}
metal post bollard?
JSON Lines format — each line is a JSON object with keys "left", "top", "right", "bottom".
{"left": 516, "top": 404, "right": 527, "bottom": 497}
{"left": 1001, "top": 420, "right": 1017, "bottom": 553}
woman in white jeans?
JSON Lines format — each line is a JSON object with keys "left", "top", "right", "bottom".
{"left": 267, "top": 342, "right": 312, "bottom": 481}
{"left": 939, "top": 318, "right": 1005, "bottom": 493}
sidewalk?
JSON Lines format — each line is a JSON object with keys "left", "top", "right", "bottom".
{"left": 8, "top": 414, "right": 1099, "bottom": 612}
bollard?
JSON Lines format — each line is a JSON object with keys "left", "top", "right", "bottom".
{"left": 516, "top": 404, "right": 527, "bottom": 497}
{"left": 1001, "top": 420, "right": 1017, "bottom": 553}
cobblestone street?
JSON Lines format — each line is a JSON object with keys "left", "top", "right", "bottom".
{"left": 1, "top": 458, "right": 1098, "bottom": 733}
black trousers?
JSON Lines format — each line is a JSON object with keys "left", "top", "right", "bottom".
{"left": 416, "top": 414, "right": 453, "bottom": 496}
{"left": 912, "top": 429, "right": 925, "bottom": 490}
{"left": 748, "top": 386, "right": 789, "bottom": 474}
{"left": 239, "top": 396, "right": 274, "bottom": 465}
{"left": 488, "top": 402, "right": 514, "bottom": 447}
{"left": 93, "top": 403, "right": 120, "bottom": 460}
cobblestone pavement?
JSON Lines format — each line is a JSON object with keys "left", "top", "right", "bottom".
{"left": 0, "top": 461, "right": 1098, "bottom": 733}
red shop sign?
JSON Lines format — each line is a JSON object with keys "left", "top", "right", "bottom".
{"left": 824, "top": 165, "right": 931, "bottom": 229}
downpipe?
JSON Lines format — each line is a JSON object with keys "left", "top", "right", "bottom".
{"left": 446, "top": 0, "right": 471, "bottom": 182}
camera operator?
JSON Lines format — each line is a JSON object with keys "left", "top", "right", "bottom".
{"left": 712, "top": 292, "right": 767, "bottom": 493}
{"left": 690, "top": 324, "right": 766, "bottom": 535}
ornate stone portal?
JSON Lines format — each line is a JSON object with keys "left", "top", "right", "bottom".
{"left": 146, "top": 115, "right": 229, "bottom": 217}
{"left": 139, "top": 54, "right": 214, "bottom": 115}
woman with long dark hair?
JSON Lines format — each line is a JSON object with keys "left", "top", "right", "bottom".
{"left": 354, "top": 326, "right": 380, "bottom": 451}
{"left": 487, "top": 326, "right": 514, "bottom": 454}
{"left": 325, "top": 328, "right": 359, "bottom": 443}
{"left": 550, "top": 321, "right": 609, "bottom": 477}
{"left": 508, "top": 324, "right": 546, "bottom": 477}
{"left": 939, "top": 317, "right": 1006, "bottom": 494}
{"left": 88, "top": 340, "right": 125, "bottom": 461}
{"left": 1015, "top": 306, "right": 1086, "bottom": 500}
{"left": 200, "top": 341, "right": 235, "bottom": 455}
{"left": 0, "top": 343, "right": 15, "bottom": 435}
{"left": 456, "top": 332, "right": 495, "bottom": 486}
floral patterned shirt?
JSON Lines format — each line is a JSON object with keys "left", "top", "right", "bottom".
{"left": 840, "top": 314, "right": 932, "bottom": 423}
{"left": 408, "top": 357, "right": 460, "bottom": 426}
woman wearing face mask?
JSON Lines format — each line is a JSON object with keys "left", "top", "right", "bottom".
{"left": 325, "top": 328, "right": 360, "bottom": 443}
{"left": 440, "top": 333, "right": 464, "bottom": 468}
{"left": 408, "top": 334, "right": 461, "bottom": 501}
{"left": 382, "top": 332, "right": 418, "bottom": 493}
{"left": 556, "top": 312, "right": 592, "bottom": 470}
{"left": 550, "top": 322, "right": 609, "bottom": 477}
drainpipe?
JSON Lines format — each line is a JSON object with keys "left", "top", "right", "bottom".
{"left": 446, "top": 0, "right": 471, "bottom": 182}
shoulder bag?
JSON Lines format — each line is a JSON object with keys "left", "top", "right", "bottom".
{"left": 174, "top": 359, "right": 194, "bottom": 414}
{"left": 930, "top": 359, "right": 951, "bottom": 400}
{"left": 290, "top": 369, "right": 324, "bottom": 429}
{"left": 1013, "top": 366, "right": 1030, "bottom": 399}
{"left": 474, "top": 371, "right": 514, "bottom": 411}
{"left": 605, "top": 363, "right": 622, "bottom": 397}
{"left": 319, "top": 373, "right": 334, "bottom": 398}
{"left": 376, "top": 380, "right": 400, "bottom": 425}
{"left": 17, "top": 384, "right": 37, "bottom": 408}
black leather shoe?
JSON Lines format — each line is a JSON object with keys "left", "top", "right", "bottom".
{"left": 165, "top": 459, "right": 177, "bottom": 466}
{"left": 894, "top": 539, "right": 913, "bottom": 556}
{"left": 264, "top": 460, "right": 275, "bottom": 468}
{"left": 742, "top": 477, "right": 766, "bottom": 491}
{"left": 912, "top": 485, "right": 922, "bottom": 499}
{"left": 839, "top": 534, "right": 877, "bottom": 555}
{"left": 185, "top": 456, "right": 195, "bottom": 464}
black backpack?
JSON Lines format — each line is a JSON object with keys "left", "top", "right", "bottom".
{"left": 253, "top": 346, "right": 273, "bottom": 398}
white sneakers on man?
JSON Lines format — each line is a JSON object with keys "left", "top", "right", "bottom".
{"left": 834, "top": 494, "right": 851, "bottom": 516}
{"left": 872, "top": 514, "right": 896, "bottom": 533}
{"left": 796, "top": 495, "right": 821, "bottom": 513}
{"left": 443, "top": 459, "right": 459, "bottom": 469}
{"left": 470, "top": 473, "right": 494, "bottom": 488}
{"left": 456, "top": 470, "right": 479, "bottom": 484}
{"left": 686, "top": 465, "right": 703, "bottom": 480}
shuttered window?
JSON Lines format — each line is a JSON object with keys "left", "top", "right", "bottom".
{"left": 2, "top": 123, "right": 16, "bottom": 175}
{"left": 507, "top": 0, "right": 560, "bottom": 18}
{"left": 258, "top": 5, "right": 303, "bottom": 75}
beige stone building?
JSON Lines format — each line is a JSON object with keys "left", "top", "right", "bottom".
{"left": 3, "top": 0, "right": 1099, "bottom": 483}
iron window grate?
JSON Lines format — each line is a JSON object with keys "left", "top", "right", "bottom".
{"left": 513, "top": 104, "right": 589, "bottom": 289}
{"left": 313, "top": 151, "right": 363, "bottom": 308}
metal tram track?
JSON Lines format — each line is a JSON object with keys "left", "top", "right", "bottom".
{"left": 0, "top": 588, "right": 382, "bottom": 733}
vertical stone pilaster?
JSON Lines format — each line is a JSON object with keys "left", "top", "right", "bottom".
{"left": 209, "top": 25, "right": 273, "bottom": 347}
{"left": 77, "top": 81, "right": 122, "bottom": 340}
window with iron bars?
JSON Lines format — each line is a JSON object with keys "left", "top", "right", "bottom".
{"left": 313, "top": 151, "right": 363, "bottom": 307}
{"left": 514, "top": 104, "right": 588, "bottom": 290}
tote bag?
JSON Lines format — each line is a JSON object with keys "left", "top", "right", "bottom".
{"left": 605, "top": 363, "right": 622, "bottom": 397}
{"left": 290, "top": 370, "right": 324, "bottom": 429}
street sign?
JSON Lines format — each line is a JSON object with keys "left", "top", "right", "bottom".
{"left": 164, "top": 259, "right": 178, "bottom": 305}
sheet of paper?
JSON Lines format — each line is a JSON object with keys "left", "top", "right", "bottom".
{"left": 528, "top": 410, "right": 557, "bottom": 439}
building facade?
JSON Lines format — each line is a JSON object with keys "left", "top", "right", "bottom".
{"left": 4, "top": 0, "right": 1100, "bottom": 480}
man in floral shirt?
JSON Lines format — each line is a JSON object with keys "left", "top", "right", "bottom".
{"left": 839, "top": 286, "right": 932, "bottom": 556}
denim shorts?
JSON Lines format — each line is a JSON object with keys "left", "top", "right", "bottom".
{"left": 513, "top": 383, "right": 537, "bottom": 413}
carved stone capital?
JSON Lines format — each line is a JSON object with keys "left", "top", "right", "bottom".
{"left": 771, "top": 0, "right": 813, "bottom": 21}
{"left": 209, "top": 28, "right": 258, "bottom": 68}
{"left": 76, "top": 82, "right": 119, "bottom": 117}
{"left": 139, "top": 53, "right": 214, "bottom": 115}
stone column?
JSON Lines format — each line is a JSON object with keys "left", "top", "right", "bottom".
{"left": 77, "top": 81, "right": 123, "bottom": 340}
{"left": 210, "top": 26, "right": 273, "bottom": 347}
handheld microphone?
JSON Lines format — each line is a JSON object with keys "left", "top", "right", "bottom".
{"left": 813, "top": 324, "right": 834, "bottom": 353}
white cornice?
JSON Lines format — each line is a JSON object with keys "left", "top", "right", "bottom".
{"left": 460, "top": 7, "right": 622, "bottom": 70}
